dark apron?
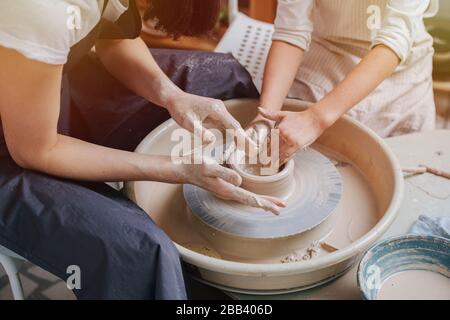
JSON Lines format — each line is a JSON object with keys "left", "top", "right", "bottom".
{"left": 0, "top": 1, "right": 259, "bottom": 300}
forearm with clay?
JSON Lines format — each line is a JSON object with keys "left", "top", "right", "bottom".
{"left": 96, "top": 38, "right": 184, "bottom": 108}
{"left": 91, "top": 40, "right": 282, "bottom": 212}
{"left": 24, "top": 134, "right": 181, "bottom": 183}
{"left": 0, "top": 46, "right": 283, "bottom": 213}
{"left": 96, "top": 38, "right": 257, "bottom": 150}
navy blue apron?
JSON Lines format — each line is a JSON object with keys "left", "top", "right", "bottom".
{"left": 0, "top": 1, "right": 258, "bottom": 300}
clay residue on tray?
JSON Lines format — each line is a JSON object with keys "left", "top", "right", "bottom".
{"left": 281, "top": 242, "right": 321, "bottom": 263}
{"left": 280, "top": 241, "right": 340, "bottom": 263}
{"left": 330, "top": 158, "right": 352, "bottom": 168}
{"left": 183, "top": 243, "right": 222, "bottom": 259}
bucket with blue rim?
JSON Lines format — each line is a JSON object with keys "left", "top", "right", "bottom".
{"left": 357, "top": 235, "right": 450, "bottom": 300}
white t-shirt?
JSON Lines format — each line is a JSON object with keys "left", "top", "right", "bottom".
{"left": 0, "top": 0, "right": 129, "bottom": 65}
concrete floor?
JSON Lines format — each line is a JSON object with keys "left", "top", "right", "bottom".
{"left": 0, "top": 261, "right": 230, "bottom": 300}
{"left": 0, "top": 262, "right": 75, "bottom": 300}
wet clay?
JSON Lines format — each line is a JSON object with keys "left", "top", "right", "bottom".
{"left": 377, "top": 270, "right": 450, "bottom": 300}
{"left": 280, "top": 241, "right": 321, "bottom": 263}
{"left": 239, "top": 162, "right": 271, "bottom": 176}
{"left": 132, "top": 144, "right": 379, "bottom": 264}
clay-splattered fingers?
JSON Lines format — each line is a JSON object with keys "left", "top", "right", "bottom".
{"left": 206, "top": 164, "right": 242, "bottom": 187}
{"left": 279, "top": 145, "right": 298, "bottom": 166}
{"left": 209, "top": 108, "right": 259, "bottom": 156}
{"left": 260, "top": 195, "right": 286, "bottom": 208}
{"left": 204, "top": 177, "right": 285, "bottom": 215}
{"left": 223, "top": 142, "right": 236, "bottom": 163}
{"left": 183, "top": 112, "right": 216, "bottom": 144}
{"left": 257, "top": 107, "right": 286, "bottom": 125}
{"left": 253, "top": 194, "right": 287, "bottom": 215}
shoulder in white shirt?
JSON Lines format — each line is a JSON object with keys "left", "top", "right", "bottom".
{"left": 0, "top": 0, "right": 129, "bottom": 65}
{"left": 272, "top": 0, "right": 438, "bottom": 64}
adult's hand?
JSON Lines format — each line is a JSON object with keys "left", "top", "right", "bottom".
{"left": 175, "top": 154, "right": 285, "bottom": 215}
{"left": 167, "top": 92, "right": 257, "bottom": 152}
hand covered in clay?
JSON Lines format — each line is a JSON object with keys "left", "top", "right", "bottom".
{"left": 176, "top": 154, "right": 286, "bottom": 215}
{"left": 222, "top": 114, "right": 274, "bottom": 166}
{"left": 257, "top": 107, "right": 328, "bottom": 165}
{"left": 167, "top": 93, "right": 257, "bottom": 152}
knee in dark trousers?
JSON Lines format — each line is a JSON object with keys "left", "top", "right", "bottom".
{"left": 0, "top": 165, "right": 186, "bottom": 300}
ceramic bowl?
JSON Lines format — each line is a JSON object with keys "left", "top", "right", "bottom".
{"left": 357, "top": 235, "right": 450, "bottom": 300}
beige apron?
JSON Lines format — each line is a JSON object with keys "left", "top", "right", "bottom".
{"left": 287, "top": 0, "right": 436, "bottom": 137}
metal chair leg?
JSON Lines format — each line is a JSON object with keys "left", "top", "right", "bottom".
{"left": 0, "top": 254, "right": 25, "bottom": 300}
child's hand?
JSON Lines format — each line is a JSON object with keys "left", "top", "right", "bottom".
{"left": 257, "top": 107, "right": 329, "bottom": 165}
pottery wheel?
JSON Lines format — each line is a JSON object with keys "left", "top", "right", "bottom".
{"left": 183, "top": 149, "right": 342, "bottom": 239}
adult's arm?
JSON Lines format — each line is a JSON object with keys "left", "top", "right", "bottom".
{"left": 95, "top": 37, "right": 257, "bottom": 150}
{"left": 0, "top": 47, "right": 284, "bottom": 213}
{"left": 0, "top": 46, "right": 185, "bottom": 183}
{"left": 95, "top": 37, "right": 182, "bottom": 111}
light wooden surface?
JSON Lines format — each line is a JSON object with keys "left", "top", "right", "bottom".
{"left": 434, "top": 81, "right": 450, "bottom": 93}
{"left": 229, "top": 130, "right": 450, "bottom": 300}
{"left": 249, "top": 0, "right": 277, "bottom": 23}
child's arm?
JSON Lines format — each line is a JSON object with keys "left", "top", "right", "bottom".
{"left": 256, "top": 0, "right": 432, "bottom": 164}
{"left": 309, "top": 44, "right": 400, "bottom": 128}
{"left": 258, "top": 45, "right": 400, "bottom": 164}
{"left": 248, "top": 0, "right": 314, "bottom": 128}
{"left": 259, "top": 40, "right": 305, "bottom": 113}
